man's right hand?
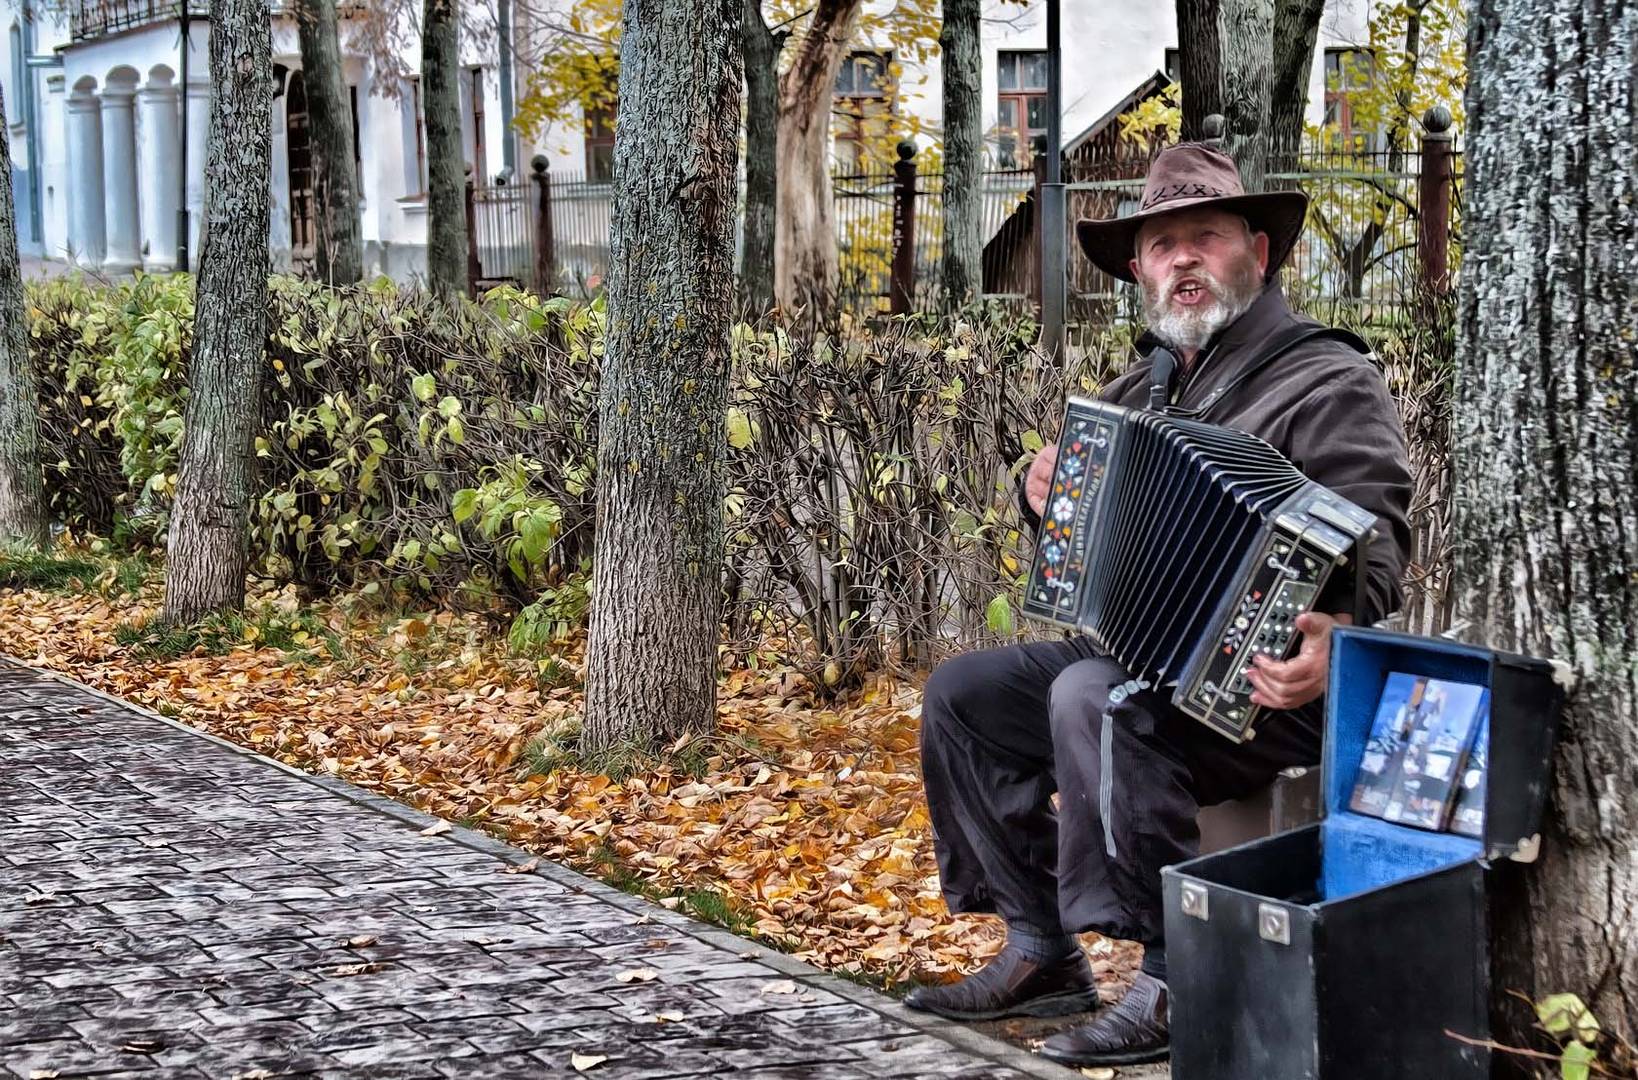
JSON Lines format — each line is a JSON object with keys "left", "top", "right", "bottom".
{"left": 1025, "top": 445, "right": 1058, "bottom": 517}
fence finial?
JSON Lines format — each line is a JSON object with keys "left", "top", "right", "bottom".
{"left": 531, "top": 154, "right": 549, "bottom": 176}
{"left": 896, "top": 138, "right": 917, "bottom": 162}
{"left": 1201, "top": 113, "right": 1227, "bottom": 148}
{"left": 1422, "top": 105, "right": 1453, "bottom": 137}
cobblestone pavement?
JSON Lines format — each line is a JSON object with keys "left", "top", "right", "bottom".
{"left": 0, "top": 660, "right": 1091, "bottom": 1080}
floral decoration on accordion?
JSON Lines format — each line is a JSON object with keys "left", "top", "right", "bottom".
{"left": 1031, "top": 415, "right": 1115, "bottom": 613}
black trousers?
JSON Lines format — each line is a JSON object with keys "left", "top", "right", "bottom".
{"left": 920, "top": 636, "right": 1321, "bottom": 955}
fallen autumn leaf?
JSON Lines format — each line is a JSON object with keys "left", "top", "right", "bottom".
{"left": 570, "top": 1053, "right": 608, "bottom": 1072}
{"left": 614, "top": 968, "right": 659, "bottom": 983}
{"left": 419, "top": 821, "right": 453, "bottom": 837}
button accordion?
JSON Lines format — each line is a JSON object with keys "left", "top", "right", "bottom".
{"left": 1023, "top": 397, "right": 1376, "bottom": 742}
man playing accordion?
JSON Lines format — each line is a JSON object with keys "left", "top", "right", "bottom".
{"left": 903, "top": 143, "right": 1414, "bottom": 1067}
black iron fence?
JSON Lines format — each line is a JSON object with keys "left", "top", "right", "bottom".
{"left": 71, "top": 0, "right": 208, "bottom": 40}
{"left": 460, "top": 124, "right": 1460, "bottom": 324}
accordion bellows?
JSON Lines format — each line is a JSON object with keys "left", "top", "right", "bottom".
{"left": 1024, "top": 398, "right": 1376, "bottom": 742}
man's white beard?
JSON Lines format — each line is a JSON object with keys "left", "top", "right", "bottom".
{"left": 1142, "top": 263, "right": 1262, "bottom": 355}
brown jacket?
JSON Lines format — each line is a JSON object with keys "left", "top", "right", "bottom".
{"left": 1044, "top": 284, "right": 1413, "bottom": 627}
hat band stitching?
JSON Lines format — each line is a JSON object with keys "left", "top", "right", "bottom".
{"left": 1140, "top": 182, "right": 1229, "bottom": 210}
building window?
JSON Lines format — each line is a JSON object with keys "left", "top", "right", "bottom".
{"left": 833, "top": 49, "right": 893, "bottom": 172}
{"left": 407, "top": 75, "right": 427, "bottom": 195}
{"left": 349, "top": 84, "right": 362, "bottom": 176}
{"left": 1323, "top": 47, "right": 1376, "bottom": 148}
{"left": 996, "top": 50, "right": 1048, "bottom": 168}
{"left": 1164, "top": 47, "right": 1180, "bottom": 83}
{"left": 464, "top": 66, "right": 487, "bottom": 182}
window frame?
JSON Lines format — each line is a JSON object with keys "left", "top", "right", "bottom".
{"left": 832, "top": 48, "right": 894, "bottom": 173}
{"left": 995, "top": 49, "right": 1049, "bottom": 169}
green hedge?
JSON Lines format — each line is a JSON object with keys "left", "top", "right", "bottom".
{"left": 35, "top": 273, "right": 599, "bottom": 608}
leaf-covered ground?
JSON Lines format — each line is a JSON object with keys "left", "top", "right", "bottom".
{"left": 0, "top": 581, "right": 1140, "bottom": 1000}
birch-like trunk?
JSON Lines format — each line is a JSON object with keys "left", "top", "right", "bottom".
{"left": 422, "top": 0, "right": 466, "bottom": 295}
{"left": 0, "top": 84, "right": 44, "bottom": 550}
{"left": 1456, "top": 0, "right": 1638, "bottom": 1044}
{"left": 582, "top": 0, "right": 742, "bottom": 753}
{"left": 739, "top": 0, "right": 781, "bottom": 318}
{"left": 939, "top": 0, "right": 982, "bottom": 308}
{"left": 773, "top": 0, "right": 861, "bottom": 332}
{"left": 162, "top": 0, "right": 271, "bottom": 625}
{"left": 1268, "top": 0, "right": 1325, "bottom": 160}
{"left": 1218, "top": 0, "right": 1274, "bottom": 191}
{"left": 296, "top": 0, "right": 363, "bottom": 284}
{"left": 1176, "top": 0, "right": 1223, "bottom": 140}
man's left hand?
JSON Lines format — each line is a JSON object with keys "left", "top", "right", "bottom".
{"left": 1247, "top": 612, "right": 1353, "bottom": 711}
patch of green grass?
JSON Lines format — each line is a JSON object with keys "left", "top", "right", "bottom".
{"left": 109, "top": 553, "right": 154, "bottom": 597}
{"left": 0, "top": 549, "right": 103, "bottom": 591}
{"left": 680, "top": 888, "right": 753, "bottom": 935}
{"left": 114, "top": 612, "right": 244, "bottom": 659}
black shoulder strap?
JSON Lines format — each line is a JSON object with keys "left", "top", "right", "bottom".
{"left": 1183, "top": 324, "right": 1371, "bottom": 421}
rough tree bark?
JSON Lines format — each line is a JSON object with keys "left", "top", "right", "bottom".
{"left": 739, "top": 0, "right": 784, "bottom": 318}
{"left": 296, "top": 0, "right": 363, "bottom": 284}
{"left": 0, "top": 84, "right": 45, "bottom": 550}
{"left": 162, "top": 0, "right": 272, "bottom": 625}
{"left": 773, "top": 0, "right": 862, "bottom": 331}
{"left": 939, "top": 0, "right": 982, "bottom": 308}
{"left": 582, "top": 0, "right": 742, "bottom": 752}
{"left": 1268, "top": 0, "right": 1325, "bottom": 159}
{"left": 1175, "top": 0, "right": 1223, "bottom": 140}
{"left": 1455, "top": 0, "right": 1638, "bottom": 1047}
{"left": 422, "top": 0, "right": 466, "bottom": 295}
{"left": 1218, "top": 0, "right": 1274, "bottom": 191}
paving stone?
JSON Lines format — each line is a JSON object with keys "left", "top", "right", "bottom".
{"left": 0, "top": 660, "right": 1093, "bottom": 1079}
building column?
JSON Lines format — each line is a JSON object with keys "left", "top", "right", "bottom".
{"left": 65, "top": 92, "right": 106, "bottom": 267}
{"left": 100, "top": 82, "right": 141, "bottom": 273}
{"left": 137, "top": 77, "right": 180, "bottom": 270}
{"left": 186, "top": 79, "right": 208, "bottom": 261}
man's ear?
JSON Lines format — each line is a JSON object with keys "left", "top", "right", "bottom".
{"left": 1253, "top": 230, "right": 1270, "bottom": 277}
{"left": 1128, "top": 254, "right": 1143, "bottom": 281}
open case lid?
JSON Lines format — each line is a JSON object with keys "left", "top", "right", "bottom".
{"left": 1323, "top": 626, "right": 1565, "bottom": 863}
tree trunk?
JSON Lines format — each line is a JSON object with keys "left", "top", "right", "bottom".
{"left": 739, "top": 0, "right": 782, "bottom": 318}
{"left": 939, "top": 0, "right": 982, "bottom": 309}
{"left": 1455, "top": 0, "right": 1638, "bottom": 1047}
{"left": 162, "top": 0, "right": 272, "bottom": 625}
{"left": 582, "top": 0, "right": 742, "bottom": 753}
{"left": 0, "top": 84, "right": 44, "bottom": 550}
{"left": 296, "top": 0, "right": 363, "bottom": 284}
{"left": 1268, "top": 0, "right": 1324, "bottom": 161}
{"left": 1218, "top": 0, "right": 1274, "bottom": 191}
{"left": 1176, "top": 0, "right": 1222, "bottom": 140}
{"left": 773, "top": 0, "right": 861, "bottom": 332}
{"left": 422, "top": 0, "right": 466, "bottom": 295}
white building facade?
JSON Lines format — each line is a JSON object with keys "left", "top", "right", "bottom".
{"left": 3, "top": 0, "right": 519, "bottom": 277}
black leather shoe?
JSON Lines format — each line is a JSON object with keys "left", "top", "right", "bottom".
{"left": 902, "top": 947, "right": 1101, "bottom": 1022}
{"left": 1038, "top": 971, "right": 1169, "bottom": 1066}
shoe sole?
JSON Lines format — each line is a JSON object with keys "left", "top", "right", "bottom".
{"left": 1038, "top": 1043, "right": 1170, "bottom": 1067}
{"left": 904, "top": 987, "right": 1102, "bottom": 1023}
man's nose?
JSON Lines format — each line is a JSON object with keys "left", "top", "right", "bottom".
{"left": 1172, "top": 245, "right": 1203, "bottom": 270}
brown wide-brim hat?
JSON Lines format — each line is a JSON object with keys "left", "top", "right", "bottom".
{"left": 1075, "top": 142, "right": 1308, "bottom": 284}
